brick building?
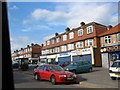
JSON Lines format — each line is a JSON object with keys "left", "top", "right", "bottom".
{"left": 12, "top": 43, "right": 42, "bottom": 64}
{"left": 99, "top": 24, "right": 120, "bottom": 68}
{"left": 40, "top": 22, "right": 108, "bottom": 66}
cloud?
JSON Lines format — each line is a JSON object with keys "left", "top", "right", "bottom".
{"left": 10, "top": 36, "right": 31, "bottom": 52}
{"left": 31, "top": 2, "right": 118, "bottom": 28}
{"left": 10, "top": 5, "right": 19, "bottom": 10}
{"left": 43, "top": 34, "right": 54, "bottom": 41}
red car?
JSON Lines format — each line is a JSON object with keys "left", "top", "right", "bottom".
{"left": 34, "top": 64, "right": 79, "bottom": 85}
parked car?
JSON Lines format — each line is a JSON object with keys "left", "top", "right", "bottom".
{"left": 109, "top": 60, "right": 120, "bottom": 80}
{"left": 58, "top": 61, "right": 70, "bottom": 68}
{"left": 64, "top": 60, "right": 92, "bottom": 73}
{"left": 12, "top": 60, "right": 19, "bottom": 68}
{"left": 33, "top": 64, "right": 79, "bottom": 84}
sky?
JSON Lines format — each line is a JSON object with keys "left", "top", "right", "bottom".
{"left": 7, "top": 1, "right": 119, "bottom": 52}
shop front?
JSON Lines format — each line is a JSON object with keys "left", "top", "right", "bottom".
{"left": 46, "top": 54, "right": 57, "bottom": 64}
{"left": 57, "top": 52, "right": 71, "bottom": 64}
{"left": 39, "top": 55, "right": 47, "bottom": 63}
{"left": 101, "top": 45, "right": 120, "bottom": 68}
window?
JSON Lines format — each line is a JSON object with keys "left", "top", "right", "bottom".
{"left": 47, "top": 40, "right": 50, "bottom": 45}
{"left": 50, "top": 49, "right": 54, "bottom": 53}
{"left": 87, "top": 25, "right": 93, "bottom": 34}
{"left": 68, "top": 44, "right": 74, "bottom": 50}
{"left": 78, "top": 29, "right": 83, "bottom": 36}
{"left": 85, "top": 39, "right": 93, "bottom": 46}
{"left": 76, "top": 41, "right": 83, "bottom": 48}
{"left": 104, "top": 36, "right": 111, "bottom": 44}
{"left": 118, "top": 33, "right": 120, "bottom": 42}
{"left": 52, "top": 39, "right": 55, "bottom": 44}
{"left": 56, "top": 37, "right": 60, "bottom": 43}
{"left": 55, "top": 47, "right": 60, "bottom": 53}
{"left": 61, "top": 45, "right": 67, "bottom": 51}
{"left": 69, "top": 32, "right": 74, "bottom": 39}
{"left": 63, "top": 34, "right": 67, "bottom": 41}
{"left": 38, "top": 65, "right": 45, "bottom": 70}
{"left": 43, "top": 42, "right": 46, "bottom": 46}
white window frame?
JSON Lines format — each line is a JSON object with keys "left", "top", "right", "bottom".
{"left": 52, "top": 39, "right": 55, "bottom": 44}
{"left": 43, "top": 42, "right": 46, "bottom": 46}
{"left": 61, "top": 45, "right": 67, "bottom": 52}
{"left": 85, "top": 39, "right": 93, "bottom": 46}
{"left": 63, "top": 34, "right": 67, "bottom": 41}
{"left": 78, "top": 29, "right": 83, "bottom": 36}
{"left": 56, "top": 37, "right": 60, "bottom": 43}
{"left": 67, "top": 44, "right": 74, "bottom": 50}
{"left": 76, "top": 41, "right": 83, "bottom": 48}
{"left": 47, "top": 40, "right": 50, "bottom": 45}
{"left": 55, "top": 47, "right": 60, "bottom": 53}
{"left": 69, "top": 32, "right": 74, "bottom": 39}
{"left": 104, "top": 36, "right": 111, "bottom": 44}
{"left": 87, "top": 25, "right": 93, "bottom": 34}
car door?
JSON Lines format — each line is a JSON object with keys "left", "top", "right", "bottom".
{"left": 37, "top": 65, "right": 45, "bottom": 79}
{"left": 43, "top": 65, "right": 51, "bottom": 80}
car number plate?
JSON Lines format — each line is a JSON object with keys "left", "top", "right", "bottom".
{"left": 67, "top": 78, "right": 73, "bottom": 80}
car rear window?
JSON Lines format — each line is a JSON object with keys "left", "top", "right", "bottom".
{"left": 111, "top": 62, "right": 120, "bottom": 67}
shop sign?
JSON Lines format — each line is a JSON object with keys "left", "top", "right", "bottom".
{"left": 101, "top": 45, "right": 120, "bottom": 52}
{"left": 60, "top": 52, "right": 69, "bottom": 56}
{"left": 71, "top": 49, "right": 81, "bottom": 55}
{"left": 82, "top": 48, "right": 92, "bottom": 55}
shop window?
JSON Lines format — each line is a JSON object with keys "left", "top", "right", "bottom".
{"left": 104, "top": 36, "right": 111, "bottom": 44}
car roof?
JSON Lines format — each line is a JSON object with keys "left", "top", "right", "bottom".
{"left": 114, "top": 60, "right": 120, "bottom": 62}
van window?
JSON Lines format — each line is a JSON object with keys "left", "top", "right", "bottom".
{"left": 111, "top": 62, "right": 120, "bottom": 67}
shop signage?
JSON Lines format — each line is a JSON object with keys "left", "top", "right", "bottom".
{"left": 82, "top": 48, "right": 92, "bottom": 55}
{"left": 59, "top": 52, "right": 69, "bottom": 56}
{"left": 101, "top": 45, "right": 120, "bottom": 52}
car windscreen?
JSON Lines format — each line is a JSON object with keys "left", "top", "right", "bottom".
{"left": 49, "top": 65, "right": 64, "bottom": 71}
{"left": 111, "top": 62, "right": 120, "bottom": 67}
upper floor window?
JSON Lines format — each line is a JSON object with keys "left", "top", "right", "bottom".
{"left": 63, "top": 34, "right": 67, "bottom": 41}
{"left": 61, "top": 45, "right": 67, "bottom": 52}
{"left": 54, "top": 47, "right": 60, "bottom": 53}
{"left": 52, "top": 39, "right": 55, "bottom": 44}
{"left": 47, "top": 40, "right": 50, "bottom": 45}
{"left": 43, "top": 42, "right": 46, "bottom": 46}
{"left": 69, "top": 32, "right": 74, "bottom": 39}
{"left": 78, "top": 29, "right": 83, "bottom": 36}
{"left": 85, "top": 39, "right": 93, "bottom": 46}
{"left": 56, "top": 37, "right": 60, "bottom": 43}
{"left": 68, "top": 44, "right": 74, "bottom": 50}
{"left": 76, "top": 41, "right": 83, "bottom": 48}
{"left": 104, "top": 36, "right": 111, "bottom": 44}
{"left": 87, "top": 25, "right": 93, "bottom": 34}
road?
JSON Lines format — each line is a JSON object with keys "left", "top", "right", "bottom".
{"left": 13, "top": 67, "right": 120, "bottom": 88}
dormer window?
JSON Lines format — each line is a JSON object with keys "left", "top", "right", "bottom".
{"left": 87, "top": 25, "right": 93, "bottom": 34}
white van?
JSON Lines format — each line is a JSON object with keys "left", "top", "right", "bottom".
{"left": 109, "top": 60, "right": 120, "bottom": 80}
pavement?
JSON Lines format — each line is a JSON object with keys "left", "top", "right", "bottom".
{"left": 13, "top": 66, "right": 120, "bottom": 88}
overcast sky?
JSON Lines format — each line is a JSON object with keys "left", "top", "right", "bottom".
{"left": 7, "top": 1, "right": 119, "bottom": 52}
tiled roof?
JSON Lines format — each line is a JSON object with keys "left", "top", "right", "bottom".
{"left": 99, "top": 23, "right": 120, "bottom": 37}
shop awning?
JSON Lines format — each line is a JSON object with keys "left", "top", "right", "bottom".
{"left": 40, "top": 56, "right": 47, "bottom": 59}
{"left": 46, "top": 54, "right": 56, "bottom": 59}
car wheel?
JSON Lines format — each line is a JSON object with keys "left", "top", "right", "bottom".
{"left": 111, "top": 77, "right": 116, "bottom": 80}
{"left": 73, "top": 70, "right": 76, "bottom": 74}
{"left": 34, "top": 74, "right": 40, "bottom": 80}
{"left": 89, "top": 68, "right": 92, "bottom": 72}
{"left": 50, "top": 75, "right": 56, "bottom": 85}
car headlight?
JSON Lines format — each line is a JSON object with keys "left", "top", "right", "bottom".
{"left": 59, "top": 75, "right": 67, "bottom": 78}
{"left": 66, "top": 68, "right": 69, "bottom": 70}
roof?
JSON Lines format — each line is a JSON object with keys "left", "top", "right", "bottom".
{"left": 99, "top": 23, "right": 120, "bottom": 37}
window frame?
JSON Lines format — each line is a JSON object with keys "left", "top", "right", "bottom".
{"left": 87, "top": 25, "right": 93, "bottom": 34}
{"left": 69, "top": 32, "right": 74, "bottom": 39}
{"left": 78, "top": 29, "right": 83, "bottom": 36}
{"left": 104, "top": 36, "right": 111, "bottom": 44}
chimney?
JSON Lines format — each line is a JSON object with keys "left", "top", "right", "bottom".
{"left": 41, "top": 44, "right": 44, "bottom": 47}
{"left": 107, "top": 25, "right": 112, "bottom": 30}
{"left": 31, "top": 43, "right": 34, "bottom": 46}
{"left": 27, "top": 45, "right": 30, "bottom": 48}
{"left": 65, "top": 27, "right": 70, "bottom": 32}
{"left": 55, "top": 33, "right": 59, "bottom": 37}
{"left": 80, "top": 22, "right": 85, "bottom": 26}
